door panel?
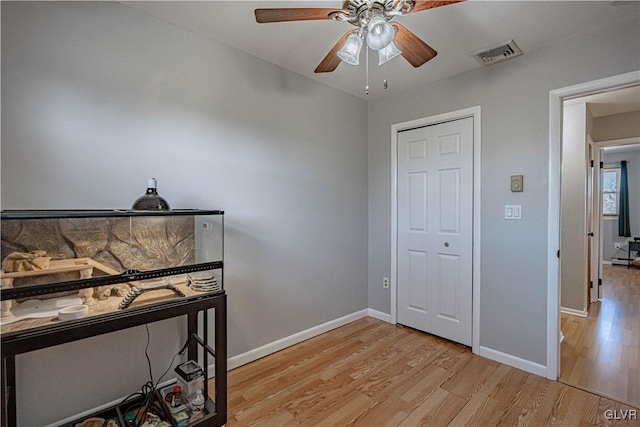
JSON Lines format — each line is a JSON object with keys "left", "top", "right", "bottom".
{"left": 397, "top": 117, "right": 473, "bottom": 346}
{"left": 398, "top": 127, "right": 432, "bottom": 329}
{"left": 438, "top": 168, "right": 460, "bottom": 234}
{"left": 409, "top": 172, "right": 428, "bottom": 232}
{"left": 407, "top": 250, "right": 429, "bottom": 314}
{"left": 434, "top": 253, "right": 460, "bottom": 322}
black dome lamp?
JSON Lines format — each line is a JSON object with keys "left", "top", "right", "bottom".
{"left": 131, "top": 178, "right": 171, "bottom": 211}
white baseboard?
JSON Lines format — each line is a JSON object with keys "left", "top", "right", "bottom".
{"left": 561, "top": 306, "right": 588, "bottom": 317}
{"left": 478, "top": 346, "right": 547, "bottom": 378}
{"left": 367, "top": 308, "right": 392, "bottom": 323}
{"left": 224, "top": 309, "right": 369, "bottom": 372}
{"left": 602, "top": 260, "right": 612, "bottom": 265}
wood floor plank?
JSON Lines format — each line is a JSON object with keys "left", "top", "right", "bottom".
{"left": 432, "top": 344, "right": 473, "bottom": 373}
{"left": 308, "top": 389, "right": 373, "bottom": 427}
{"left": 244, "top": 408, "right": 294, "bottom": 427}
{"left": 446, "top": 363, "right": 511, "bottom": 427}
{"left": 517, "top": 380, "right": 566, "bottom": 427}
{"left": 400, "top": 365, "right": 452, "bottom": 404}
{"left": 397, "top": 387, "right": 467, "bottom": 427}
{"left": 547, "top": 385, "right": 601, "bottom": 426}
{"left": 441, "top": 354, "right": 500, "bottom": 400}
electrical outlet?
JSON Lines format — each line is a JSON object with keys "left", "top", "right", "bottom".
{"left": 383, "top": 277, "right": 389, "bottom": 289}
{"left": 614, "top": 242, "right": 622, "bottom": 249}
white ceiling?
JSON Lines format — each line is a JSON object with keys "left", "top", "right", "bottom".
{"left": 122, "top": 1, "right": 640, "bottom": 100}
{"left": 566, "top": 85, "right": 640, "bottom": 118}
{"left": 603, "top": 143, "right": 640, "bottom": 153}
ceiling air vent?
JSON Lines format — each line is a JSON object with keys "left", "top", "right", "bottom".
{"left": 471, "top": 40, "right": 523, "bottom": 66}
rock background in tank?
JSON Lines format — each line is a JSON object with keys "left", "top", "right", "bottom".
{"left": 1, "top": 216, "right": 195, "bottom": 290}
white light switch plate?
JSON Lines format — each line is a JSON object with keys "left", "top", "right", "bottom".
{"left": 505, "top": 205, "right": 522, "bottom": 220}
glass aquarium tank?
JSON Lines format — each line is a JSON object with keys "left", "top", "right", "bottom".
{"left": 0, "top": 209, "right": 224, "bottom": 334}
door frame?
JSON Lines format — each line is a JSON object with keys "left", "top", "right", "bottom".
{"left": 390, "top": 106, "right": 481, "bottom": 355}
{"left": 547, "top": 70, "right": 640, "bottom": 380}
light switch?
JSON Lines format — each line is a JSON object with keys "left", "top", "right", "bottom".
{"left": 505, "top": 205, "right": 522, "bottom": 220}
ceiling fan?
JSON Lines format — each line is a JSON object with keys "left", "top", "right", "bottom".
{"left": 255, "top": 0, "right": 464, "bottom": 73}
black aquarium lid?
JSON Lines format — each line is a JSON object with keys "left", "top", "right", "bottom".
{"left": 1, "top": 209, "right": 224, "bottom": 219}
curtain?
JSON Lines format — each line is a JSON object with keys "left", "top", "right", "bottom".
{"left": 618, "top": 160, "right": 631, "bottom": 237}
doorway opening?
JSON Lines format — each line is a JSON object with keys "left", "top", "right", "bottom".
{"left": 559, "top": 132, "right": 640, "bottom": 406}
{"left": 548, "top": 71, "right": 640, "bottom": 404}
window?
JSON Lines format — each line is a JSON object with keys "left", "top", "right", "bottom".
{"left": 602, "top": 168, "right": 620, "bottom": 216}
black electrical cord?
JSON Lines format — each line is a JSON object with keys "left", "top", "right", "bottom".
{"left": 120, "top": 325, "right": 191, "bottom": 426}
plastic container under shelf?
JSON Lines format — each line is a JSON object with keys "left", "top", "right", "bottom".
{"left": 177, "top": 376, "right": 204, "bottom": 402}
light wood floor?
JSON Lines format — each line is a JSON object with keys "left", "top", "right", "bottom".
{"left": 219, "top": 317, "right": 638, "bottom": 426}
{"left": 560, "top": 264, "right": 640, "bottom": 408}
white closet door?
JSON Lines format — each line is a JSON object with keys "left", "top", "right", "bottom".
{"left": 397, "top": 117, "right": 473, "bottom": 346}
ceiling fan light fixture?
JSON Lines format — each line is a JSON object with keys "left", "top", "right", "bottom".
{"left": 366, "top": 15, "right": 394, "bottom": 50}
{"left": 255, "top": 0, "right": 461, "bottom": 76}
{"left": 378, "top": 40, "right": 402, "bottom": 65}
{"left": 337, "top": 32, "right": 363, "bottom": 65}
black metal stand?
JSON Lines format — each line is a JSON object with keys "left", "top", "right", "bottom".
{"left": 1, "top": 292, "right": 227, "bottom": 427}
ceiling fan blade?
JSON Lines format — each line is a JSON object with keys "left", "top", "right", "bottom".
{"left": 391, "top": 23, "right": 437, "bottom": 68}
{"left": 315, "top": 31, "right": 352, "bottom": 73}
{"left": 255, "top": 8, "right": 346, "bottom": 23}
{"left": 393, "top": 0, "right": 465, "bottom": 14}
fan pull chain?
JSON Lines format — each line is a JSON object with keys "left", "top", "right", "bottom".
{"left": 365, "top": 47, "right": 370, "bottom": 95}
{"left": 384, "top": 51, "right": 388, "bottom": 90}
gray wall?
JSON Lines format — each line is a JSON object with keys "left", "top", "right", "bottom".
{"left": 593, "top": 111, "right": 640, "bottom": 142}
{"left": 602, "top": 149, "right": 640, "bottom": 261}
{"left": 368, "top": 19, "right": 640, "bottom": 366}
{"left": 1, "top": 2, "right": 368, "bottom": 425}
